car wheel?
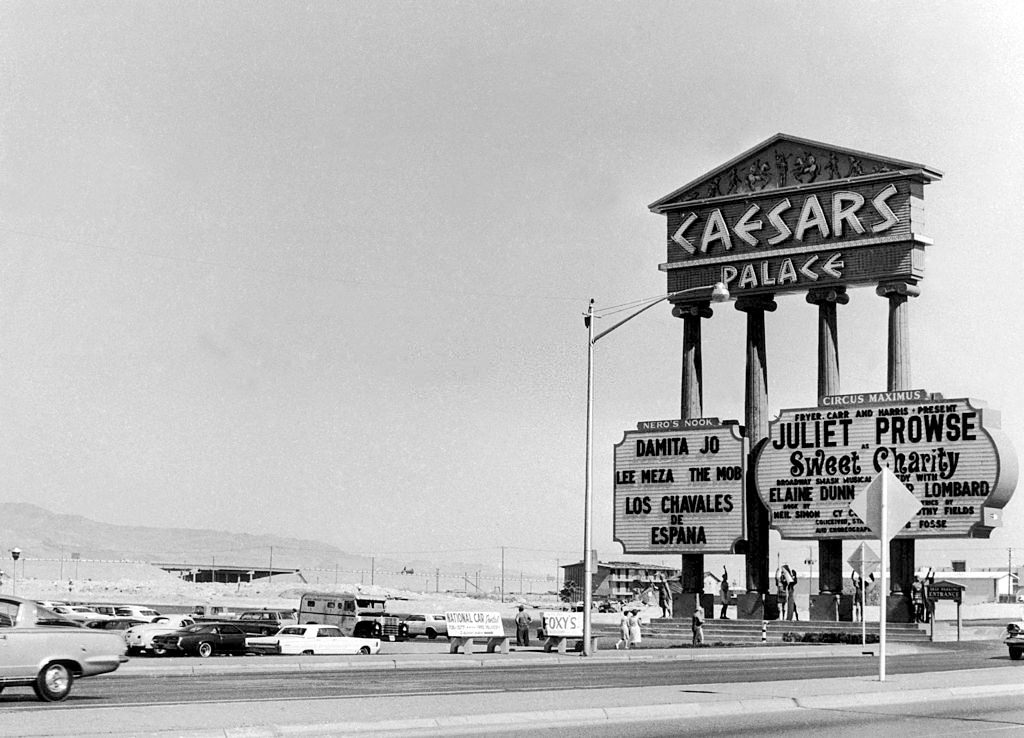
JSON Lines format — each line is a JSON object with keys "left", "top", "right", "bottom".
{"left": 426, "top": 629, "right": 437, "bottom": 640}
{"left": 33, "top": 662, "right": 73, "bottom": 702}
{"left": 151, "top": 646, "right": 167, "bottom": 656}
{"left": 359, "top": 646, "right": 371, "bottom": 655}
{"left": 197, "top": 642, "right": 214, "bottom": 658}
{"left": 1011, "top": 647, "right": 1023, "bottom": 661}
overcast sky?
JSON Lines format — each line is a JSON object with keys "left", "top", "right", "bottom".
{"left": 2, "top": 2, "right": 1022, "bottom": 578}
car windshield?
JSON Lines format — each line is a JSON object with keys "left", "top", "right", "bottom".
{"left": 181, "top": 624, "right": 213, "bottom": 633}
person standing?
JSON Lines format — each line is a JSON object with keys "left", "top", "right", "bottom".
{"left": 514, "top": 606, "right": 532, "bottom": 646}
{"left": 627, "top": 609, "right": 642, "bottom": 648}
{"left": 658, "top": 580, "right": 671, "bottom": 618}
{"left": 691, "top": 608, "right": 705, "bottom": 646}
{"left": 615, "top": 609, "right": 630, "bottom": 650}
{"left": 784, "top": 565, "right": 800, "bottom": 621}
{"left": 719, "top": 566, "right": 731, "bottom": 619}
{"left": 852, "top": 570, "right": 864, "bottom": 623}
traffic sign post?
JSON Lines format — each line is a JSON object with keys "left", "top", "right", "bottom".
{"left": 850, "top": 468, "right": 921, "bottom": 682}
{"left": 848, "top": 542, "right": 880, "bottom": 646}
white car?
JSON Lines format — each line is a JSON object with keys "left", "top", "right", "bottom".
{"left": 0, "top": 596, "right": 128, "bottom": 701}
{"left": 50, "top": 605, "right": 106, "bottom": 623}
{"left": 124, "top": 615, "right": 195, "bottom": 655}
{"left": 404, "top": 614, "right": 448, "bottom": 639}
{"left": 246, "top": 624, "right": 381, "bottom": 656}
{"left": 114, "top": 605, "right": 161, "bottom": 621}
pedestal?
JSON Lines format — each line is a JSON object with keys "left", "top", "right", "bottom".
{"left": 735, "top": 592, "right": 764, "bottom": 620}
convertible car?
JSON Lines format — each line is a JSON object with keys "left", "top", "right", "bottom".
{"left": 0, "top": 596, "right": 128, "bottom": 701}
{"left": 246, "top": 623, "right": 381, "bottom": 655}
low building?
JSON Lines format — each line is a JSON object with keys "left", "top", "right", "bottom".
{"left": 561, "top": 561, "right": 679, "bottom": 601}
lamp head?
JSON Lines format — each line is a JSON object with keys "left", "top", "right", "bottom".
{"left": 10, "top": 548, "right": 21, "bottom": 561}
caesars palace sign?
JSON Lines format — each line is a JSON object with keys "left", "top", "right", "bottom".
{"left": 609, "top": 135, "right": 1017, "bottom": 554}
{"left": 648, "top": 133, "right": 942, "bottom": 297}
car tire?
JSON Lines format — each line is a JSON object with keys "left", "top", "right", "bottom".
{"left": 1011, "top": 647, "right": 1023, "bottom": 661}
{"left": 33, "top": 662, "right": 73, "bottom": 702}
{"left": 197, "top": 642, "right": 214, "bottom": 658}
{"left": 151, "top": 646, "right": 167, "bottom": 656}
{"left": 359, "top": 646, "right": 371, "bottom": 655}
{"left": 426, "top": 629, "right": 437, "bottom": 640}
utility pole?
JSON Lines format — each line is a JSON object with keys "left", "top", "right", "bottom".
{"left": 371, "top": 556, "right": 375, "bottom": 586}
{"left": 1010, "top": 548, "right": 1015, "bottom": 602}
{"left": 501, "top": 547, "right": 505, "bottom": 603}
{"left": 268, "top": 546, "right": 273, "bottom": 585}
{"left": 556, "top": 558, "right": 560, "bottom": 594}
{"left": 435, "top": 568, "right": 440, "bottom": 593}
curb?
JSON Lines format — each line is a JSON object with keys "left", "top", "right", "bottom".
{"left": 96, "top": 683, "right": 1024, "bottom": 737}
{"left": 115, "top": 643, "right": 933, "bottom": 678}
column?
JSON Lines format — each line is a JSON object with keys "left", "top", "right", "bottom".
{"left": 672, "top": 300, "right": 714, "bottom": 619}
{"left": 735, "top": 294, "right": 776, "bottom": 615}
{"left": 807, "top": 287, "right": 849, "bottom": 618}
{"left": 877, "top": 280, "right": 921, "bottom": 622}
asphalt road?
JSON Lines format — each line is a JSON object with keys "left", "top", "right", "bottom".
{"left": 0, "top": 641, "right": 1012, "bottom": 709}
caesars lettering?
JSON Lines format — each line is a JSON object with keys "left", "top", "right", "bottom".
{"left": 672, "top": 185, "right": 900, "bottom": 255}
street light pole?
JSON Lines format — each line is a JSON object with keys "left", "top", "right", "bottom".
{"left": 582, "top": 283, "right": 728, "bottom": 656}
{"left": 11, "top": 548, "right": 21, "bottom": 596}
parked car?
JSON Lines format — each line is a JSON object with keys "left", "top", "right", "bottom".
{"left": 192, "top": 604, "right": 236, "bottom": 620}
{"left": 124, "top": 615, "right": 196, "bottom": 655}
{"left": 90, "top": 604, "right": 119, "bottom": 617}
{"left": 113, "top": 605, "right": 161, "bottom": 621}
{"left": 35, "top": 601, "right": 68, "bottom": 610}
{"left": 1005, "top": 622, "right": 1024, "bottom": 659}
{"left": 151, "top": 622, "right": 252, "bottom": 657}
{"left": 50, "top": 605, "right": 106, "bottom": 623}
{"left": 246, "top": 624, "right": 381, "bottom": 656}
{"left": 236, "top": 609, "right": 298, "bottom": 636}
{"left": 0, "top": 595, "right": 128, "bottom": 702}
{"left": 86, "top": 617, "right": 147, "bottom": 632}
{"left": 404, "top": 614, "right": 448, "bottom": 640}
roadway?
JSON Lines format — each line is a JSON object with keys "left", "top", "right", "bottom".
{"left": 2, "top": 640, "right": 1022, "bottom": 736}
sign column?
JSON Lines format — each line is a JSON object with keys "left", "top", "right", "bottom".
{"left": 674, "top": 299, "right": 714, "bottom": 615}
{"left": 736, "top": 294, "right": 776, "bottom": 604}
{"left": 877, "top": 279, "right": 921, "bottom": 620}
{"left": 807, "top": 287, "right": 849, "bottom": 605}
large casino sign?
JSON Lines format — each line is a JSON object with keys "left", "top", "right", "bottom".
{"left": 649, "top": 134, "right": 943, "bottom": 298}
{"left": 753, "top": 391, "right": 1018, "bottom": 539}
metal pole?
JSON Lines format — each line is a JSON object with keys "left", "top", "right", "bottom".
{"left": 880, "top": 472, "right": 888, "bottom": 682}
{"left": 583, "top": 299, "right": 595, "bottom": 656}
{"left": 501, "top": 547, "right": 505, "bottom": 603}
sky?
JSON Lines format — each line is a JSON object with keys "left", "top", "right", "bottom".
{"left": 1, "top": 1, "right": 1023, "bottom": 580}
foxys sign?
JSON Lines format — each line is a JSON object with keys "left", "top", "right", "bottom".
{"left": 752, "top": 393, "right": 1018, "bottom": 539}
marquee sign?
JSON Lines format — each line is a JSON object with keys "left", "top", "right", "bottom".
{"left": 613, "top": 419, "right": 747, "bottom": 554}
{"left": 753, "top": 392, "right": 1018, "bottom": 540}
{"left": 649, "top": 134, "right": 943, "bottom": 298}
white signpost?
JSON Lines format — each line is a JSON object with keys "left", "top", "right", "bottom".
{"left": 847, "top": 542, "right": 880, "bottom": 647}
{"left": 849, "top": 468, "right": 921, "bottom": 682}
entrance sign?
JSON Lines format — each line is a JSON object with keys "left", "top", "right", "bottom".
{"left": 649, "top": 134, "right": 943, "bottom": 299}
{"left": 613, "top": 419, "right": 747, "bottom": 554}
{"left": 851, "top": 468, "right": 922, "bottom": 539}
{"left": 927, "top": 580, "right": 964, "bottom": 604}
{"left": 753, "top": 393, "right": 1017, "bottom": 539}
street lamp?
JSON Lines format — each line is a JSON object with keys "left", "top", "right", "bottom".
{"left": 582, "top": 283, "right": 729, "bottom": 655}
{"left": 10, "top": 548, "right": 21, "bottom": 596}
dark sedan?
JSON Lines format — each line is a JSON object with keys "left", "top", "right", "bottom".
{"left": 150, "top": 622, "right": 252, "bottom": 657}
